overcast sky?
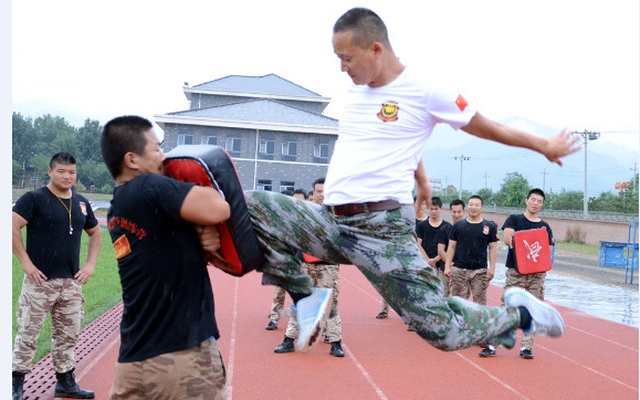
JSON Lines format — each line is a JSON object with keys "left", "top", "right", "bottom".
{"left": 10, "top": 0, "right": 640, "bottom": 148}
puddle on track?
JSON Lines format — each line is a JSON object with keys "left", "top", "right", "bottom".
{"left": 492, "top": 264, "right": 638, "bottom": 328}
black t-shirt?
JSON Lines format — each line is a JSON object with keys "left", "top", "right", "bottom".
{"left": 502, "top": 214, "right": 554, "bottom": 269}
{"left": 416, "top": 218, "right": 452, "bottom": 271}
{"left": 449, "top": 219, "right": 499, "bottom": 270}
{"left": 107, "top": 174, "right": 219, "bottom": 362}
{"left": 13, "top": 187, "right": 98, "bottom": 278}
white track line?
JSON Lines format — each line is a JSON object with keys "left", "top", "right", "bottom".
{"left": 454, "top": 352, "right": 530, "bottom": 399}
{"left": 534, "top": 343, "right": 638, "bottom": 392}
{"left": 567, "top": 325, "right": 639, "bottom": 352}
{"left": 344, "top": 343, "right": 389, "bottom": 400}
{"left": 75, "top": 334, "right": 119, "bottom": 382}
{"left": 225, "top": 278, "right": 239, "bottom": 400}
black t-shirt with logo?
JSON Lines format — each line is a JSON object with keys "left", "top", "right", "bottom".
{"left": 107, "top": 173, "right": 219, "bottom": 363}
{"left": 449, "top": 219, "right": 499, "bottom": 270}
{"left": 502, "top": 213, "right": 554, "bottom": 269}
{"left": 13, "top": 187, "right": 98, "bottom": 278}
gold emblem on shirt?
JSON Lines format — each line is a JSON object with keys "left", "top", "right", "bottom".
{"left": 377, "top": 101, "right": 399, "bottom": 122}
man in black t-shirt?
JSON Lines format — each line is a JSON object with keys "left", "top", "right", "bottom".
{"left": 498, "top": 188, "right": 554, "bottom": 360}
{"left": 101, "top": 116, "right": 231, "bottom": 399}
{"left": 435, "top": 199, "right": 465, "bottom": 296}
{"left": 444, "top": 195, "right": 499, "bottom": 357}
{"left": 12, "top": 152, "right": 101, "bottom": 400}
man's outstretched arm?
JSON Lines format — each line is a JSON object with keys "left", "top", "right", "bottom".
{"left": 461, "top": 112, "right": 581, "bottom": 166}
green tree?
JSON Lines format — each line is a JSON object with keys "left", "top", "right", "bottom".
{"left": 12, "top": 159, "right": 24, "bottom": 187}
{"left": 12, "top": 112, "right": 36, "bottom": 167}
{"left": 75, "top": 119, "right": 103, "bottom": 163}
{"left": 32, "top": 114, "right": 76, "bottom": 156}
{"left": 31, "top": 154, "right": 51, "bottom": 186}
{"left": 550, "top": 190, "right": 583, "bottom": 210}
{"left": 476, "top": 187, "right": 495, "bottom": 206}
{"left": 495, "top": 172, "right": 531, "bottom": 207}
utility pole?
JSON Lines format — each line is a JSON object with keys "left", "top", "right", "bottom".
{"left": 540, "top": 168, "right": 549, "bottom": 192}
{"left": 453, "top": 154, "right": 470, "bottom": 200}
{"left": 574, "top": 130, "right": 600, "bottom": 218}
{"left": 483, "top": 172, "right": 489, "bottom": 188}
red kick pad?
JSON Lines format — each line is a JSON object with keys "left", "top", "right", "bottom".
{"left": 512, "top": 228, "right": 552, "bottom": 274}
{"left": 164, "top": 145, "right": 265, "bottom": 276}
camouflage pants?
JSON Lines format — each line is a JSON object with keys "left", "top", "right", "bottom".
{"left": 12, "top": 277, "right": 83, "bottom": 374}
{"left": 449, "top": 267, "right": 490, "bottom": 305}
{"left": 269, "top": 286, "right": 286, "bottom": 322}
{"left": 437, "top": 269, "right": 451, "bottom": 297}
{"left": 501, "top": 268, "right": 546, "bottom": 349}
{"left": 246, "top": 191, "right": 521, "bottom": 351}
{"left": 284, "top": 263, "right": 342, "bottom": 342}
{"left": 109, "top": 338, "right": 226, "bottom": 400}
{"left": 379, "top": 299, "right": 389, "bottom": 313}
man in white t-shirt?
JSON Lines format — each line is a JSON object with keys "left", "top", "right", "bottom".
{"left": 246, "top": 7, "right": 578, "bottom": 353}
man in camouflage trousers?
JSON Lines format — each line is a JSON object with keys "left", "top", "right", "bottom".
{"left": 247, "top": 191, "right": 523, "bottom": 351}
{"left": 273, "top": 178, "right": 344, "bottom": 357}
{"left": 12, "top": 152, "right": 101, "bottom": 400}
{"left": 250, "top": 7, "right": 573, "bottom": 355}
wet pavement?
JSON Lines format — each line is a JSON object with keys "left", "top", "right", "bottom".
{"left": 492, "top": 263, "right": 639, "bottom": 328}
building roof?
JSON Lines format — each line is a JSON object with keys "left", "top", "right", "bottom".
{"left": 156, "top": 99, "right": 338, "bottom": 132}
{"left": 191, "top": 73, "right": 322, "bottom": 98}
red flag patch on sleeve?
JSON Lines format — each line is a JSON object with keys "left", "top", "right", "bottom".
{"left": 455, "top": 94, "right": 468, "bottom": 111}
{"left": 113, "top": 234, "right": 132, "bottom": 260}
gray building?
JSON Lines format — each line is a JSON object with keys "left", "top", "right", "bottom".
{"left": 155, "top": 74, "right": 338, "bottom": 192}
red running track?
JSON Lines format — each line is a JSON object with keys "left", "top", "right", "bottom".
{"left": 24, "top": 265, "right": 638, "bottom": 399}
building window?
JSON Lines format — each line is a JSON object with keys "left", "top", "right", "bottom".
{"left": 280, "top": 181, "right": 295, "bottom": 193}
{"left": 201, "top": 135, "right": 217, "bottom": 145}
{"left": 281, "top": 141, "right": 297, "bottom": 156}
{"left": 225, "top": 137, "right": 241, "bottom": 153}
{"left": 259, "top": 139, "right": 275, "bottom": 155}
{"left": 257, "top": 179, "right": 272, "bottom": 191}
{"left": 178, "top": 134, "right": 193, "bottom": 145}
{"left": 313, "top": 143, "right": 328, "bottom": 159}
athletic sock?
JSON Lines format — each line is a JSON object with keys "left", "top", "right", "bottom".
{"left": 289, "top": 291, "right": 309, "bottom": 305}
{"left": 518, "top": 306, "right": 532, "bottom": 330}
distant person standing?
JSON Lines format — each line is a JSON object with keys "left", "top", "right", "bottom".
{"left": 416, "top": 197, "right": 450, "bottom": 274}
{"left": 498, "top": 188, "right": 554, "bottom": 360}
{"left": 444, "top": 195, "right": 499, "bottom": 356}
{"left": 274, "top": 178, "right": 345, "bottom": 357}
{"left": 436, "top": 199, "right": 465, "bottom": 296}
{"left": 12, "top": 152, "right": 101, "bottom": 400}
{"left": 266, "top": 188, "right": 308, "bottom": 331}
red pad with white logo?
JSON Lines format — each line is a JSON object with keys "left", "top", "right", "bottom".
{"left": 164, "top": 145, "right": 265, "bottom": 276}
{"left": 512, "top": 228, "right": 552, "bottom": 274}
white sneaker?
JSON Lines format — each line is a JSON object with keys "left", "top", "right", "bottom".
{"left": 504, "top": 287, "right": 565, "bottom": 337}
{"left": 294, "top": 287, "right": 333, "bottom": 352}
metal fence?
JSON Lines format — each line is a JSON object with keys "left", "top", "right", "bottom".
{"left": 484, "top": 206, "right": 639, "bottom": 223}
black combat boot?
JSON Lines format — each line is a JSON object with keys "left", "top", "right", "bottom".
{"left": 54, "top": 368, "right": 95, "bottom": 399}
{"left": 12, "top": 371, "right": 25, "bottom": 400}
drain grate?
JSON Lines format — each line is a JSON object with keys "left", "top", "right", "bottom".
{"left": 23, "top": 303, "right": 123, "bottom": 399}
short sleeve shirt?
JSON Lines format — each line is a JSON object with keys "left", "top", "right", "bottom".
{"left": 13, "top": 187, "right": 98, "bottom": 278}
{"left": 449, "top": 219, "right": 499, "bottom": 270}
{"left": 324, "top": 67, "right": 476, "bottom": 205}
{"left": 107, "top": 174, "right": 219, "bottom": 362}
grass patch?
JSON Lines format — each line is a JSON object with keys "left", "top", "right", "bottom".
{"left": 555, "top": 241, "right": 599, "bottom": 255}
{"left": 12, "top": 227, "right": 121, "bottom": 363}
